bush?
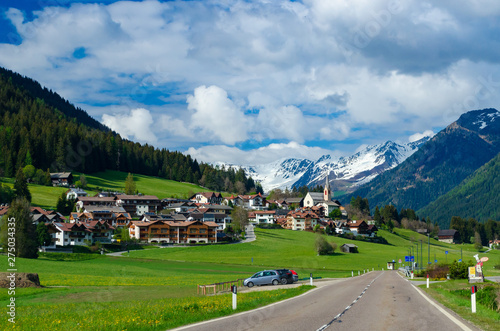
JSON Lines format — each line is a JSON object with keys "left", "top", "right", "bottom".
{"left": 424, "top": 263, "right": 449, "bottom": 279}
{"left": 449, "top": 260, "right": 472, "bottom": 279}
{"left": 315, "top": 235, "right": 336, "bottom": 255}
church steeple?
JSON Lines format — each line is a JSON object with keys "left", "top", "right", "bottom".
{"left": 324, "top": 174, "right": 331, "bottom": 201}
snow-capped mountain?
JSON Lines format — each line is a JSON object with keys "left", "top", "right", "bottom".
{"left": 217, "top": 137, "right": 431, "bottom": 193}
{"left": 292, "top": 138, "right": 430, "bottom": 192}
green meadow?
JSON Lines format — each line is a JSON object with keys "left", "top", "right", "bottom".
{"left": 1, "top": 226, "right": 499, "bottom": 329}
{"left": 1, "top": 170, "right": 209, "bottom": 210}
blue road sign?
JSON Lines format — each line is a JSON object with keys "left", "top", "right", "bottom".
{"left": 459, "top": 259, "right": 462, "bottom": 262}
{"left": 435, "top": 259, "right": 438, "bottom": 263}
{"left": 405, "top": 256, "right": 409, "bottom": 262}
{"left": 445, "top": 251, "right": 448, "bottom": 254}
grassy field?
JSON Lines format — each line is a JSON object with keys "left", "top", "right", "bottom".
{"left": 420, "top": 280, "right": 500, "bottom": 330}
{"left": 1, "top": 226, "right": 499, "bottom": 329}
{"left": 1, "top": 170, "right": 209, "bottom": 210}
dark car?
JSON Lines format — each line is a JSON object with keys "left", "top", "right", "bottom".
{"left": 276, "top": 269, "right": 295, "bottom": 284}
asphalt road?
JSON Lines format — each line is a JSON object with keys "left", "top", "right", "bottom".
{"left": 171, "top": 271, "right": 481, "bottom": 331}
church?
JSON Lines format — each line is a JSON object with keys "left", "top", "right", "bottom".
{"left": 302, "top": 175, "right": 341, "bottom": 217}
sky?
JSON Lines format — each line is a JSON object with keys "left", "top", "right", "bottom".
{"left": 1, "top": 0, "right": 500, "bottom": 166}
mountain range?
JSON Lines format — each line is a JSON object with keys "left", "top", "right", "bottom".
{"left": 341, "top": 108, "right": 500, "bottom": 227}
{"left": 219, "top": 138, "right": 430, "bottom": 193}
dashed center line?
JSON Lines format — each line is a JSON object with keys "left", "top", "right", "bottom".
{"left": 316, "top": 272, "right": 384, "bottom": 331}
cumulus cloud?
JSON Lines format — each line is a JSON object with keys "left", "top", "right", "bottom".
{"left": 102, "top": 108, "right": 157, "bottom": 143}
{"left": 187, "top": 85, "right": 248, "bottom": 145}
{"left": 409, "top": 130, "right": 435, "bottom": 142}
{"left": 1, "top": 0, "right": 500, "bottom": 164}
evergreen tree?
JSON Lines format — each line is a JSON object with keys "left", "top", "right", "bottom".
{"left": 0, "top": 198, "right": 38, "bottom": 258}
{"left": 14, "top": 167, "right": 31, "bottom": 202}
{"left": 124, "top": 173, "right": 136, "bottom": 195}
{"left": 36, "top": 222, "right": 52, "bottom": 247}
{"left": 374, "top": 206, "right": 382, "bottom": 227}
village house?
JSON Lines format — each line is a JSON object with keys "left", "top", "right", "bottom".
{"left": 190, "top": 192, "right": 223, "bottom": 205}
{"left": 50, "top": 172, "right": 73, "bottom": 187}
{"left": 47, "top": 221, "right": 114, "bottom": 246}
{"left": 115, "top": 194, "right": 161, "bottom": 217}
{"left": 340, "top": 243, "right": 358, "bottom": 253}
{"left": 128, "top": 219, "right": 218, "bottom": 244}
{"left": 250, "top": 210, "right": 276, "bottom": 225}
{"left": 285, "top": 209, "right": 319, "bottom": 231}
{"left": 437, "top": 229, "right": 460, "bottom": 244}
{"left": 70, "top": 205, "right": 132, "bottom": 228}
{"left": 66, "top": 187, "right": 88, "bottom": 200}
{"left": 227, "top": 193, "right": 266, "bottom": 210}
{"left": 76, "top": 196, "right": 116, "bottom": 212}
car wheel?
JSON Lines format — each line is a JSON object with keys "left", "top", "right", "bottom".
{"left": 272, "top": 279, "right": 279, "bottom": 285}
{"left": 280, "top": 278, "right": 287, "bottom": 285}
{"left": 247, "top": 282, "right": 254, "bottom": 288}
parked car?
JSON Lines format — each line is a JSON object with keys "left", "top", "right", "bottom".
{"left": 244, "top": 270, "right": 281, "bottom": 287}
{"left": 290, "top": 269, "right": 299, "bottom": 282}
{"left": 275, "top": 269, "right": 294, "bottom": 284}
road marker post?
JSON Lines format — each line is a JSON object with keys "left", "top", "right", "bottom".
{"left": 310, "top": 273, "right": 313, "bottom": 286}
{"left": 427, "top": 274, "right": 429, "bottom": 288}
{"left": 411, "top": 271, "right": 414, "bottom": 279}
{"left": 352, "top": 270, "right": 354, "bottom": 277}
{"left": 231, "top": 285, "right": 237, "bottom": 310}
{"left": 471, "top": 286, "right": 477, "bottom": 313}
{"left": 358, "top": 270, "right": 360, "bottom": 276}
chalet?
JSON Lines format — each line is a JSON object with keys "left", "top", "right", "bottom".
{"left": 284, "top": 197, "right": 304, "bottom": 208}
{"left": 76, "top": 196, "right": 116, "bottom": 212}
{"left": 228, "top": 193, "right": 266, "bottom": 210}
{"left": 340, "top": 243, "right": 358, "bottom": 253}
{"left": 190, "top": 192, "right": 223, "bottom": 205}
{"left": 50, "top": 172, "right": 73, "bottom": 187}
{"left": 343, "top": 220, "right": 369, "bottom": 236}
{"left": 189, "top": 208, "right": 232, "bottom": 230}
{"left": 66, "top": 188, "right": 88, "bottom": 200}
{"left": 128, "top": 219, "right": 218, "bottom": 244}
{"left": 49, "top": 221, "right": 114, "bottom": 246}
{"left": 285, "top": 209, "right": 319, "bottom": 231}
{"left": 252, "top": 210, "right": 276, "bottom": 224}
{"left": 437, "top": 229, "right": 459, "bottom": 244}
{"left": 115, "top": 195, "right": 161, "bottom": 217}
{"left": 30, "top": 207, "right": 66, "bottom": 223}
{"left": 70, "top": 205, "right": 131, "bottom": 228}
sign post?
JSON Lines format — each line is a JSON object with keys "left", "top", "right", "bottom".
{"left": 231, "top": 285, "right": 237, "bottom": 310}
{"left": 471, "top": 286, "right": 477, "bottom": 313}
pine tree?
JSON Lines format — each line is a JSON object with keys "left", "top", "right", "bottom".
{"left": 125, "top": 173, "right": 136, "bottom": 195}
{"left": 14, "top": 167, "right": 31, "bottom": 202}
{"left": 2, "top": 198, "right": 38, "bottom": 258}
{"left": 36, "top": 222, "right": 52, "bottom": 247}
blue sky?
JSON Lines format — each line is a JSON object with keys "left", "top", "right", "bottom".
{"left": 1, "top": 0, "right": 500, "bottom": 165}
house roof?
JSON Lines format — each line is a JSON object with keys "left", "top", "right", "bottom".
{"left": 341, "top": 243, "right": 358, "bottom": 248}
{"left": 117, "top": 195, "right": 160, "bottom": 201}
{"left": 83, "top": 205, "right": 126, "bottom": 213}
{"left": 50, "top": 172, "right": 72, "bottom": 179}
{"left": 438, "top": 229, "right": 458, "bottom": 237}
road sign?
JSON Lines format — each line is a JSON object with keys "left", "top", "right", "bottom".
{"left": 445, "top": 251, "right": 448, "bottom": 254}
{"left": 435, "top": 259, "right": 438, "bottom": 263}
{"left": 398, "top": 259, "right": 402, "bottom": 263}
{"left": 459, "top": 259, "right": 462, "bottom": 262}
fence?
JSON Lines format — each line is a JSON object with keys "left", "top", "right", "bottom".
{"left": 198, "top": 279, "right": 245, "bottom": 295}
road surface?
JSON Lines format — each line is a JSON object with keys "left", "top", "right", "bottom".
{"left": 171, "top": 271, "right": 480, "bottom": 331}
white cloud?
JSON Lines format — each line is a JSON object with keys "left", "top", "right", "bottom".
{"left": 409, "top": 130, "right": 435, "bottom": 142}
{"left": 102, "top": 108, "right": 157, "bottom": 144}
{"left": 187, "top": 85, "right": 248, "bottom": 145}
{"left": 1, "top": 0, "right": 500, "bottom": 164}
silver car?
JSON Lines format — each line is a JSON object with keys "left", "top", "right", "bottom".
{"left": 244, "top": 270, "right": 281, "bottom": 287}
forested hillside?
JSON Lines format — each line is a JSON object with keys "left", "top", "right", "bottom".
{"left": 418, "top": 152, "right": 500, "bottom": 227}
{"left": 339, "top": 109, "right": 500, "bottom": 217}
{"left": 0, "top": 67, "right": 255, "bottom": 194}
